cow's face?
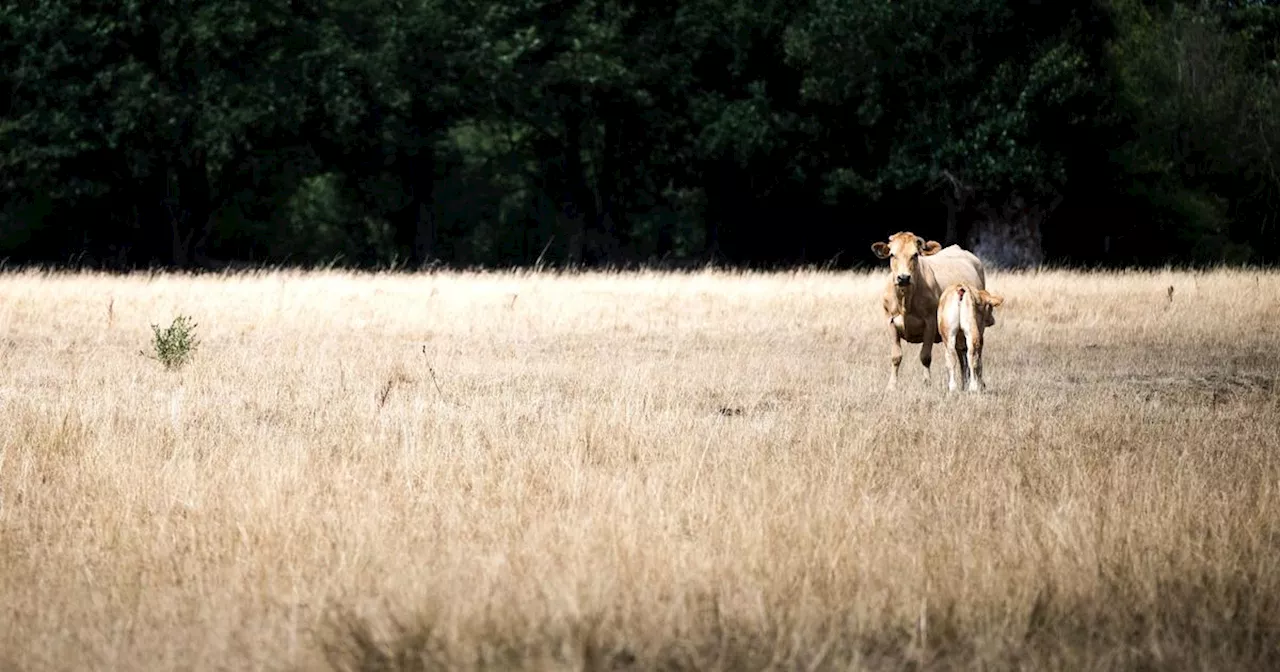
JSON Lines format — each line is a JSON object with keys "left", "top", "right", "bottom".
{"left": 871, "top": 232, "right": 941, "bottom": 287}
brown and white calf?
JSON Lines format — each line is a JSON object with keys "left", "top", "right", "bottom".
{"left": 871, "top": 232, "right": 988, "bottom": 390}
{"left": 936, "top": 283, "right": 1004, "bottom": 393}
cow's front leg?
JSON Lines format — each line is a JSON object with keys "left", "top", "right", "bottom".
{"left": 886, "top": 319, "right": 903, "bottom": 391}
{"left": 919, "top": 317, "right": 937, "bottom": 384}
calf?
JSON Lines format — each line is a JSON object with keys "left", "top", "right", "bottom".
{"left": 936, "top": 283, "right": 1003, "bottom": 393}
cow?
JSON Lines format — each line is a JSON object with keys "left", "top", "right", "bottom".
{"left": 937, "top": 283, "right": 1004, "bottom": 393}
{"left": 871, "top": 232, "right": 987, "bottom": 390}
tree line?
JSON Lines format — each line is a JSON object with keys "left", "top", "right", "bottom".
{"left": 3, "top": 0, "right": 1279, "bottom": 271}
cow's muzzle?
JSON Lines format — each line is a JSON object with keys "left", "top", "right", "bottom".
{"left": 895, "top": 274, "right": 912, "bottom": 287}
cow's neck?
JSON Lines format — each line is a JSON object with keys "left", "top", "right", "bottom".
{"left": 890, "top": 285, "right": 914, "bottom": 316}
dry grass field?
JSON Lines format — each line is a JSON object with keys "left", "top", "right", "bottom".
{"left": 1, "top": 267, "right": 1279, "bottom": 671}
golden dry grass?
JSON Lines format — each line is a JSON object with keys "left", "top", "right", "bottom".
{"left": 1, "top": 267, "right": 1279, "bottom": 671}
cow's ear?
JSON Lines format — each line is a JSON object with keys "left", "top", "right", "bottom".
{"left": 871, "top": 242, "right": 891, "bottom": 259}
{"left": 980, "top": 290, "right": 1004, "bottom": 307}
{"left": 920, "top": 240, "right": 943, "bottom": 256}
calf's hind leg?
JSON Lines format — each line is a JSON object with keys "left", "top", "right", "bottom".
{"left": 966, "top": 332, "right": 985, "bottom": 392}
{"left": 943, "top": 332, "right": 963, "bottom": 392}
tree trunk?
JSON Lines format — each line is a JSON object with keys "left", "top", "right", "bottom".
{"left": 560, "top": 204, "right": 586, "bottom": 266}
{"left": 938, "top": 169, "right": 972, "bottom": 246}
{"left": 559, "top": 109, "right": 592, "bottom": 266}
{"left": 416, "top": 201, "right": 436, "bottom": 264}
{"left": 702, "top": 159, "right": 733, "bottom": 263}
{"left": 945, "top": 199, "right": 961, "bottom": 246}
{"left": 393, "top": 153, "right": 436, "bottom": 266}
{"left": 169, "top": 149, "right": 212, "bottom": 269}
{"left": 589, "top": 109, "right": 623, "bottom": 266}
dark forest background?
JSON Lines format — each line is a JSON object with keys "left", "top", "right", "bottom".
{"left": 4, "top": 0, "right": 1280, "bottom": 271}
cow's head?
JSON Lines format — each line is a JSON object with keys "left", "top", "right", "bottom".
{"left": 975, "top": 290, "right": 1004, "bottom": 308}
{"left": 975, "top": 289, "right": 1004, "bottom": 327}
{"left": 871, "top": 232, "right": 942, "bottom": 287}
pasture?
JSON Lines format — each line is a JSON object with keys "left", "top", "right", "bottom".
{"left": 1, "top": 267, "right": 1278, "bottom": 671}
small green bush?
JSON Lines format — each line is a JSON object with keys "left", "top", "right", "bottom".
{"left": 143, "top": 315, "right": 200, "bottom": 370}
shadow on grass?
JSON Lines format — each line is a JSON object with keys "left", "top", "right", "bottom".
{"left": 317, "top": 574, "right": 1280, "bottom": 671}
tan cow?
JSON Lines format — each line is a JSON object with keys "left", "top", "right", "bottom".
{"left": 937, "top": 283, "right": 1003, "bottom": 393}
{"left": 871, "top": 232, "right": 987, "bottom": 390}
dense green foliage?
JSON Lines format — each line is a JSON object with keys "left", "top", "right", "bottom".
{"left": 3, "top": 0, "right": 1279, "bottom": 269}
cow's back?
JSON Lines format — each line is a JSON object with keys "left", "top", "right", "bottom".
{"left": 925, "top": 245, "right": 985, "bottom": 292}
